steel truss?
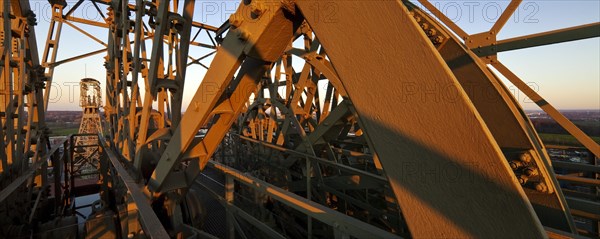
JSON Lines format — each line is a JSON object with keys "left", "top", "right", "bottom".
{"left": 0, "top": 0, "right": 51, "bottom": 234}
{"left": 0, "top": 0, "right": 598, "bottom": 238}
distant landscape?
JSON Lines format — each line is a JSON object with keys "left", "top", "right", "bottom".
{"left": 46, "top": 110, "right": 600, "bottom": 147}
{"left": 46, "top": 111, "right": 82, "bottom": 136}
{"left": 526, "top": 110, "right": 600, "bottom": 147}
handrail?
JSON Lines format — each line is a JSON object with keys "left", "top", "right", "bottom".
{"left": 0, "top": 137, "right": 67, "bottom": 203}
{"left": 97, "top": 134, "right": 170, "bottom": 239}
{"left": 552, "top": 161, "right": 600, "bottom": 173}
{"left": 236, "top": 134, "right": 388, "bottom": 182}
{"left": 208, "top": 161, "right": 402, "bottom": 239}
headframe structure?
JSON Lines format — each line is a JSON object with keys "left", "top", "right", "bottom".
{"left": 75, "top": 78, "right": 103, "bottom": 160}
{"left": 0, "top": 0, "right": 599, "bottom": 238}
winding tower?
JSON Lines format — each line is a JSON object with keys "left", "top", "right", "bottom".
{"left": 76, "top": 78, "right": 102, "bottom": 159}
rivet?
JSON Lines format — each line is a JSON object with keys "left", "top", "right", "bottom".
{"left": 229, "top": 15, "right": 243, "bottom": 28}
{"left": 519, "top": 152, "right": 532, "bottom": 163}
{"left": 535, "top": 182, "right": 547, "bottom": 193}
{"left": 250, "top": 2, "right": 265, "bottom": 16}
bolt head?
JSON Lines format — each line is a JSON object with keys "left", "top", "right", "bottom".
{"left": 250, "top": 2, "right": 264, "bottom": 16}
{"left": 229, "top": 15, "right": 243, "bottom": 28}
{"left": 535, "top": 183, "right": 547, "bottom": 192}
{"left": 524, "top": 167, "right": 538, "bottom": 177}
{"left": 519, "top": 152, "right": 532, "bottom": 163}
{"left": 434, "top": 36, "right": 445, "bottom": 44}
{"left": 509, "top": 161, "right": 520, "bottom": 170}
{"left": 518, "top": 176, "right": 527, "bottom": 185}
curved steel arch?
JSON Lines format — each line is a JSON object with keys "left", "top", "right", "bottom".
{"left": 1, "top": 0, "right": 598, "bottom": 238}
{"left": 146, "top": 0, "right": 555, "bottom": 237}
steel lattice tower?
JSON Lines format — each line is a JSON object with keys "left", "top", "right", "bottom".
{"left": 76, "top": 78, "right": 103, "bottom": 160}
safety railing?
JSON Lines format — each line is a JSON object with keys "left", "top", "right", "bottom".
{"left": 97, "top": 134, "right": 170, "bottom": 238}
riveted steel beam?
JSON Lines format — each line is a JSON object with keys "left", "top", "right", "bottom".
{"left": 147, "top": 1, "right": 302, "bottom": 192}
{"left": 296, "top": 1, "right": 546, "bottom": 237}
{"left": 405, "top": 2, "right": 577, "bottom": 232}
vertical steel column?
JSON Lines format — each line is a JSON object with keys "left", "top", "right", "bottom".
{"left": 126, "top": 0, "right": 146, "bottom": 163}
{"left": 134, "top": 0, "right": 171, "bottom": 170}
{"left": 41, "top": 4, "right": 64, "bottom": 110}
{"left": 170, "top": 0, "right": 195, "bottom": 128}
{"left": 1, "top": 0, "right": 14, "bottom": 170}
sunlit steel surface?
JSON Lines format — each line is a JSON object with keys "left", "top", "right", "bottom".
{"left": 0, "top": 0, "right": 598, "bottom": 238}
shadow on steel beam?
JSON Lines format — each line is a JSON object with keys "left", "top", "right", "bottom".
{"left": 360, "top": 115, "right": 547, "bottom": 238}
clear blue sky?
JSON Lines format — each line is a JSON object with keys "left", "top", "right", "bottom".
{"left": 30, "top": 0, "right": 599, "bottom": 111}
